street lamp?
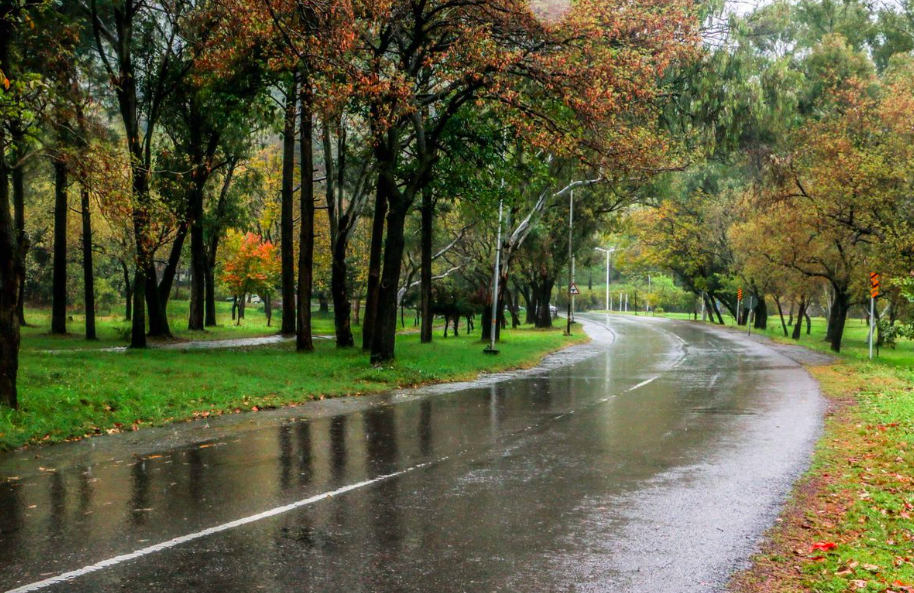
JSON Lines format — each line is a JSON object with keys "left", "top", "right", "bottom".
{"left": 595, "top": 247, "right": 616, "bottom": 312}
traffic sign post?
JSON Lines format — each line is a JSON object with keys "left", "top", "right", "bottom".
{"left": 869, "top": 272, "right": 880, "bottom": 359}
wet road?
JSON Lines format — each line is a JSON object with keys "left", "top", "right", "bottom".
{"left": 0, "top": 315, "right": 825, "bottom": 592}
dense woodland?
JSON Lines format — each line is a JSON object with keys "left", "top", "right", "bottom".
{"left": 1, "top": 0, "right": 914, "bottom": 412}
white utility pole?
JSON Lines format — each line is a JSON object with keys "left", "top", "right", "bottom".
{"left": 595, "top": 247, "right": 615, "bottom": 312}
{"left": 486, "top": 199, "right": 504, "bottom": 353}
{"left": 566, "top": 190, "right": 574, "bottom": 335}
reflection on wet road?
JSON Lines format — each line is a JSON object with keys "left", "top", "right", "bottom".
{"left": 0, "top": 315, "right": 824, "bottom": 592}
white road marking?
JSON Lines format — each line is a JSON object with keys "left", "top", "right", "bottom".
{"left": 4, "top": 459, "right": 444, "bottom": 593}
{"left": 625, "top": 377, "right": 658, "bottom": 392}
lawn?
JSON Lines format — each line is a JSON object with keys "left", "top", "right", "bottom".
{"left": 19, "top": 300, "right": 338, "bottom": 352}
{"left": 1, "top": 315, "right": 587, "bottom": 450}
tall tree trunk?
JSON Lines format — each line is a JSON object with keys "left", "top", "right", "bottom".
{"left": 330, "top": 231, "right": 354, "bottom": 347}
{"left": 51, "top": 158, "right": 68, "bottom": 335}
{"left": 122, "top": 261, "right": 132, "bottom": 321}
{"left": 791, "top": 297, "right": 806, "bottom": 341}
{"left": 281, "top": 74, "right": 298, "bottom": 336}
{"left": 362, "top": 180, "right": 387, "bottom": 350}
{"left": 158, "top": 222, "right": 187, "bottom": 306}
{"left": 827, "top": 289, "right": 850, "bottom": 353}
{"left": 144, "top": 265, "right": 171, "bottom": 338}
{"left": 188, "top": 179, "right": 206, "bottom": 331}
{"left": 753, "top": 297, "right": 768, "bottom": 330}
{"left": 774, "top": 295, "right": 787, "bottom": 337}
{"left": 205, "top": 267, "right": 216, "bottom": 327}
{"left": 534, "top": 278, "right": 555, "bottom": 329}
{"left": 81, "top": 185, "right": 96, "bottom": 340}
{"left": 419, "top": 187, "right": 433, "bottom": 344}
{"left": 0, "top": 46, "right": 22, "bottom": 407}
{"left": 507, "top": 289, "right": 520, "bottom": 329}
{"left": 12, "top": 131, "right": 27, "bottom": 327}
{"left": 370, "top": 197, "right": 409, "bottom": 364}
{"left": 297, "top": 81, "right": 315, "bottom": 353}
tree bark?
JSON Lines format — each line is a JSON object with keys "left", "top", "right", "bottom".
{"left": 362, "top": 180, "right": 387, "bottom": 350}
{"left": 12, "top": 131, "right": 27, "bottom": 327}
{"left": 158, "top": 222, "right": 187, "bottom": 307}
{"left": 753, "top": 296, "right": 768, "bottom": 330}
{"left": 280, "top": 74, "right": 298, "bottom": 336}
{"left": 419, "top": 187, "right": 433, "bottom": 344}
{"left": 774, "top": 295, "right": 787, "bottom": 337}
{"left": 81, "top": 185, "right": 96, "bottom": 340}
{"left": 827, "top": 289, "right": 850, "bottom": 353}
{"left": 51, "top": 158, "right": 68, "bottom": 335}
{"left": 122, "top": 260, "right": 132, "bottom": 321}
{"left": 534, "top": 278, "right": 555, "bottom": 328}
{"left": 791, "top": 297, "right": 807, "bottom": 341}
{"left": 370, "top": 196, "right": 409, "bottom": 363}
{"left": 188, "top": 178, "right": 206, "bottom": 331}
{"left": 205, "top": 267, "right": 216, "bottom": 327}
{"left": 297, "top": 81, "right": 315, "bottom": 352}
{"left": 0, "top": 44, "right": 22, "bottom": 407}
{"left": 330, "top": 232, "right": 354, "bottom": 347}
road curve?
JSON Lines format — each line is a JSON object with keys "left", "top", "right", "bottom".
{"left": 0, "top": 314, "right": 825, "bottom": 592}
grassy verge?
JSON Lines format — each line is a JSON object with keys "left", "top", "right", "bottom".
{"left": 19, "top": 301, "right": 338, "bottom": 351}
{"left": 1, "top": 319, "right": 587, "bottom": 451}
{"left": 728, "top": 325, "right": 914, "bottom": 592}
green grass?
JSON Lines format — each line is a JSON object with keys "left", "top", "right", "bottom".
{"left": 20, "top": 301, "right": 338, "bottom": 352}
{"left": 1, "top": 315, "right": 585, "bottom": 450}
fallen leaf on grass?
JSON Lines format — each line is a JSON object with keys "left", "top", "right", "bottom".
{"left": 811, "top": 542, "right": 837, "bottom": 551}
{"left": 849, "top": 579, "right": 867, "bottom": 589}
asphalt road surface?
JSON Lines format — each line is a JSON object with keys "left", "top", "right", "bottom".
{"left": 0, "top": 315, "right": 826, "bottom": 592}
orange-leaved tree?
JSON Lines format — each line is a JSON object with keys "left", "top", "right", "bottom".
{"left": 221, "top": 232, "right": 282, "bottom": 326}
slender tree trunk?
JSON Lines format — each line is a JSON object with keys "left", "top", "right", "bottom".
{"left": 0, "top": 58, "right": 23, "bottom": 407}
{"left": 330, "top": 231, "right": 354, "bottom": 347}
{"left": 805, "top": 309, "right": 812, "bottom": 335}
{"left": 419, "top": 187, "right": 433, "bottom": 344}
{"left": 297, "top": 81, "right": 315, "bottom": 353}
{"left": 205, "top": 266, "right": 216, "bottom": 327}
{"left": 188, "top": 179, "right": 206, "bottom": 331}
{"left": 158, "top": 222, "right": 187, "bottom": 306}
{"left": 774, "top": 295, "right": 787, "bottom": 337}
{"left": 827, "top": 289, "right": 850, "bottom": 353}
{"left": 792, "top": 298, "right": 806, "bottom": 341}
{"left": 508, "top": 289, "right": 520, "bottom": 329}
{"left": 81, "top": 185, "right": 96, "bottom": 340}
{"left": 122, "top": 261, "right": 133, "bottom": 321}
{"left": 12, "top": 133, "right": 27, "bottom": 327}
{"left": 753, "top": 297, "right": 768, "bottom": 330}
{"left": 534, "top": 278, "right": 555, "bottom": 329}
{"left": 144, "top": 266, "right": 171, "bottom": 338}
{"left": 51, "top": 158, "right": 68, "bottom": 335}
{"left": 362, "top": 180, "right": 387, "bottom": 350}
{"left": 370, "top": 197, "right": 409, "bottom": 363}
{"left": 281, "top": 74, "right": 298, "bottom": 336}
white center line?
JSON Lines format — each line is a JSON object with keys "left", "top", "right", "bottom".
{"left": 4, "top": 459, "right": 444, "bottom": 593}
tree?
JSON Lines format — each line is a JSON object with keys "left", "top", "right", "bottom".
{"left": 221, "top": 231, "right": 281, "bottom": 324}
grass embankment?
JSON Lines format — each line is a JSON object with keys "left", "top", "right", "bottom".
{"left": 2, "top": 307, "right": 586, "bottom": 451}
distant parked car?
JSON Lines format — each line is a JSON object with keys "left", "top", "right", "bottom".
{"left": 549, "top": 304, "right": 558, "bottom": 318}
{"left": 250, "top": 295, "right": 262, "bottom": 304}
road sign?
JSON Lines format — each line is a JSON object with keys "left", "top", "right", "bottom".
{"left": 569, "top": 283, "right": 580, "bottom": 296}
{"left": 738, "top": 287, "right": 743, "bottom": 301}
{"left": 870, "top": 272, "right": 880, "bottom": 299}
